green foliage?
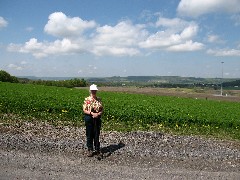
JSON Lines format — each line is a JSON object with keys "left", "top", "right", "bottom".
{"left": 0, "top": 82, "right": 87, "bottom": 123}
{"left": 0, "top": 82, "right": 239, "bottom": 140}
{"left": 0, "top": 70, "right": 19, "bottom": 83}
{"left": 101, "top": 91, "right": 240, "bottom": 136}
{"left": 24, "top": 78, "right": 87, "bottom": 88}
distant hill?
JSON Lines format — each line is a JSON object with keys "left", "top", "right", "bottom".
{"left": 18, "top": 76, "right": 77, "bottom": 81}
{"left": 18, "top": 75, "right": 240, "bottom": 87}
{"left": 87, "top": 76, "right": 239, "bottom": 84}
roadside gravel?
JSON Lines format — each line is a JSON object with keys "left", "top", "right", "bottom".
{"left": 1, "top": 120, "right": 240, "bottom": 179}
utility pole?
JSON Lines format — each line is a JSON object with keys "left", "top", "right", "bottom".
{"left": 220, "top": 61, "right": 224, "bottom": 96}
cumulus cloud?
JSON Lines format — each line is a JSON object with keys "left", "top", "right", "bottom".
{"left": 140, "top": 17, "right": 203, "bottom": 52}
{"left": 8, "top": 38, "right": 86, "bottom": 58}
{"left": 92, "top": 21, "right": 148, "bottom": 56}
{"left": 156, "top": 17, "right": 189, "bottom": 30}
{"left": 8, "top": 38, "right": 47, "bottom": 58}
{"left": 92, "top": 46, "right": 140, "bottom": 57}
{"left": 139, "top": 31, "right": 181, "bottom": 49}
{"left": 177, "top": 0, "right": 240, "bottom": 17}
{"left": 207, "top": 48, "right": 240, "bottom": 56}
{"left": 44, "top": 12, "right": 97, "bottom": 38}
{"left": 0, "top": 17, "right": 8, "bottom": 28}
{"left": 167, "top": 40, "right": 204, "bottom": 52}
{"left": 180, "top": 25, "right": 198, "bottom": 39}
{"left": 8, "top": 12, "right": 204, "bottom": 58}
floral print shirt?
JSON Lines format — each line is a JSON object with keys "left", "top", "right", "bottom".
{"left": 83, "top": 96, "right": 103, "bottom": 113}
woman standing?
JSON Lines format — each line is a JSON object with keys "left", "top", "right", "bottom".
{"left": 83, "top": 84, "right": 103, "bottom": 157}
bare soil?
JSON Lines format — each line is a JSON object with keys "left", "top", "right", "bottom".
{"left": 78, "top": 86, "right": 240, "bottom": 102}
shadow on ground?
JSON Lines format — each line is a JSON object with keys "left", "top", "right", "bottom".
{"left": 100, "top": 142, "right": 125, "bottom": 158}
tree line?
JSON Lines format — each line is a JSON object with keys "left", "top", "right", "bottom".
{"left": 0, "top": 70, "right": 19, "bottom": 83}
{"left": 0, "top": 70, "right": 87, "bottom": 88}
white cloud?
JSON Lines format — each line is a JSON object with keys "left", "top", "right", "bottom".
{"left": 7, "top": 13, "right": 204, "bottom": 58}
{"left": 92, "top": 20, "right": 147, "bottom": 56}
{"left": 8, "top": 64, "right": 23, "bottom": 70}
{"left": 8, "top": 38, "right": 87, "bottom": 58}
{"left": 140, "top": 17, "right": 201, "bottom": 52}
{"left": 155, "top": 17, "right": 198, "bottom": 38}
{"left": 207, "top": 48, "right": 240, "bottom": 56}
{"left": 9, "top": 13, "right": 147, "bottom": 57}
{"left": 177, "top": 0, "right": 240, "bottom": 17}
{"left": 0, "top": 17, "right": 8, "bottom": 28}
{"left": 44, "top": 38, "right": 83, "bottom": 55}
{"left": 92, "top": 46, "right": 140, "bottom": 57}
{"left": 44, "top": 12, "right": 97, "bottom": 38}
{"left": 167, "top": 40, "right": 204, "bottom": 52}
{"left": 156, "top": 17, "right": 188, "bottom": 29}
{"left": 16, "top": 38, "right": 47, "bottom": 58}
{"left": 207, "top": 34, "right": 224, "bottom": 44}
{"left": 95, "top": 21, "right": 147, "bottom": 47}
{"left": 180, "top": 24, "right": 198, "bottom": 39}
{"left": 139, "top": 31, "right": 181, "bottom": 49}
{"left": 207, "top": 35, "right": 220, "bottom": 43}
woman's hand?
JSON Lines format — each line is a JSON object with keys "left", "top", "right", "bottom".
{"left": 91, "top": 112, "right": 99, "bottom": 118}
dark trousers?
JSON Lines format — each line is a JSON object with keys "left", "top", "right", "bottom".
{"left": 84, "top": 115, "right": 101, "bottom": 151}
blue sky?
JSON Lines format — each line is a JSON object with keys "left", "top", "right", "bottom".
{"left": 0, "top": 0, "right": 240, "bottom": 78}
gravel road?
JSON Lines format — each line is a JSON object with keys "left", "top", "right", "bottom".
{"left": 1, "top": 120, "right": 240, "bottom": 179}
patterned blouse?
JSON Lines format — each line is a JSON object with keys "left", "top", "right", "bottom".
{"left": 83, "top": 96, "right": 103, "bottom": 113}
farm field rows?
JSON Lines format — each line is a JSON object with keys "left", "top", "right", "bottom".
{"left": 0, "top": 82, "right": 240, "bottom": 140}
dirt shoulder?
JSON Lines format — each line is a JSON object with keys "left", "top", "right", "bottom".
{"left": 1, "top": 148, "right": 240, "bottom": 180}
{"left": 78, "top": 86, "right": 240, "bottom": 102}
{"left": 1, "top": 120, "right": 240, "bottom": 179}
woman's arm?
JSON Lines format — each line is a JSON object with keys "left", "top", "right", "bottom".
{"left": 83, "top": 102, "right": 91, "bottom": 115}
{"left": 91, "top": 107, "right": 103, "bottom": 118}
{"left": 83, "top": 108, "right": 92, "bottom": 115}
{"left": 97, "top": 108, "right": 103, "bottom": 116}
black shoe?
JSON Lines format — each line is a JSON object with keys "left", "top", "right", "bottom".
{"left": 87, "top": 150, "right": 94, "bottom": 157}
{"left": 96, "top": 151, "right": 103, "bottom": 157}
{"left": 96, "top": 150, "right": 102, "bottom": 160}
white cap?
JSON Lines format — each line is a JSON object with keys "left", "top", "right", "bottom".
{"left": 90, "top": 84, "right": 98, "bottom": 91}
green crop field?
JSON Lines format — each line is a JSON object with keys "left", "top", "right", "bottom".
{"left": 0, "top": 82, "right": 240, "bottom": 140}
